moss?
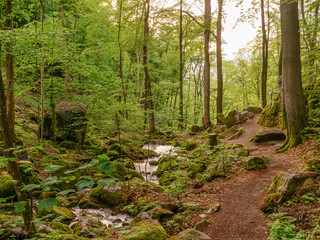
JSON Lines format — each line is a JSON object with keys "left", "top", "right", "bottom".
{"left": 258, "top": 98, "right": 281, "bottom": 127}
{"left": 186, "top": 161, "right": 207, "bottom": 178}
{"left": 296, "top": 178, "right": 318, "bottom": 197}
{"left": 307, "top": 159, "right": 320, "bottom": 172}
{"left": 216, "top": 113, "right": 225, "bottom": 125}
{"left": 245, "top": 106, "right": 263, "bottom": 113}
{"left": 168, "top": 229, "right": 211, "bottom": 240}
{"left": 191, "top": 125, "right": 201, "bottom": 133}
{"left": 51, "top": 222, "right": 73, "bottom": 234}
{"left": 78, "top": 196, "right": 100, "bottom": 209}
{"left": 154, "top": 156, "right": 179, "bottom": 177}
{"left": 243, "top": 156, "right": 267, "bottom": 170}
{"left": 228, "top": 127, "right": 245, "bottom": 140}
{"left": 52, "top": 206, "right": 76, "bottom": 220}
{"left": 90, "top": 184, "right": 123, "bottom": 207}
{"left": 0, "top": 175, "right": 15, "bottom": 198}
{"left": 147, "top": 208, "right": 174, "bottom": 221}
{"left": 203, "top": 166, "right": 226, "bottom": 182}
{"left": 124, "top": 220, "right": 167, "bottom": 240}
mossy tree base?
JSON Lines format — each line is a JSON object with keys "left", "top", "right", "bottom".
{"left": 276, "top": 135, "right": 302, "bottom": 153}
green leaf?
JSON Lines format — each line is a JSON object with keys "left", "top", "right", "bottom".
{"left": 41, "top": 176, "right": 59, "bottom": 187}
{"left": 97, "top": 154, "right": 110, "bottom": 161}
{"left": 45, "top": 165, "right": 61, "bottom": 172}
{"left": 38, "top": 198, "right": 60, "bottom": 212}
{"left": 75, "top": 180, "right": 95, "bottom": 190}
{"left": 97, "top": 178, "right": 116, "bottom": 186}
{"left": 14, "top": 201, "right": 27, "bottom": 213}
{"left": 21, "top": 184, "right": 40, "bottom": 191}
{"left": 97, "top": 161, "right": 115, "bottom": 175}
{"left": 80, "top": 176, "right": 94, "bottom": 181}
{"left": 0, "top": 198, "right": 8, "bottom": 203}
{"left": 56, "top": 189, "right": 76, "bottom": 196}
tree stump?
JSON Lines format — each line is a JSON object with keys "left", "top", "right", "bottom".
{"left": 209, "top": 133, "right": 218, "bottom": 147}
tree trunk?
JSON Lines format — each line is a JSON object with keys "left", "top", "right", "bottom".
{"left": 260, "top": 0, "right": 268, "bottom": 108}
{"left": 216, "top": 0, "right": 223, "bottom": 116}
{"left": 143, "top": 0, "right": 156, "bottom": 133}
{"left": 178, "top": 0, "right": 184, "bottom": 130}
{"left": 277, "top": 0, "right": 307, "bottom": 152}
{"left": 203, "top": 0, "right": 212, "bottom": 128}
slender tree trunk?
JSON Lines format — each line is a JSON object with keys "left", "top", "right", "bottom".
{"left": 277, "top": 0, "right": 307, "bottom": 152}
{"left": 203, "top": 0, "right": 212, "bottom": 128}
{"left": 216, "top": 0, "right": 223, "bottom": 116}
{"left": 61, "top": 0, "right": 69, "bottom": 100}
{"left": 40, "top": 0, "right": 45, "bottom": 140}
{"left": 0, "top": 6, "right": 36, "bottom": 237}
{"left": 178, "top": 0, "right": 184, "bottom": 130}
{"left": 143, "top": 0, "right": 155, "bottom": 133}
{"left": 261, "top": 0, "right": 268, "bottom": 108}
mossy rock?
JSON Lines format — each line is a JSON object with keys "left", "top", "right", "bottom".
{"left": 106, "top": 150, "right": 120, "bottom": 160}
{"left": 216, "top": 113, "right": 225, "bottom": 125}
{"left": 50, "top": 222, "right": 73, "bottom": 234}
{"left": 78, "top": 196, "right": 100, "bottom": 209}
{"left": 147, "top": 207, "right": 174, "bottom": 221}
{"left": 90, "top": 184, "right": 123, "bottom": 207}
{"left": 307, "top": 159, "right": 320, "bottom": 172}
{"left": 72, "top": 218, "right": 106, "bottom": 237}
{"left": 168, "top": 228, "right": 211, "bottom": 240}
{"left": 235, "top": 147, "right": 249, "bottom": 157}
{"left": 154, "top": 156, "right": 179, "bottom": 177}
{"left": 296, "top": 178, "right": 319, "bottom": 197}
{"left": 228, "top": 127, "right": 245, "bottom": 140}
{"left": 258, "top": 98, "right": 281, "bottom": 127}
{"left": 159, "top": 170, "right": 189, "bottom": 186}
{"left": 43, "top": 234, "right": 81, "bottom": 240}
{"left": 191, "top": 125, "right": 202, "bottom": 133}
{"left": 0, "top": 175, "right": 15, "bottom": 198}
{"left": 124, "top": 219, "right": 167, "bottom": 240}
{"left": 244, "top": 106, "right": 263, "bottom": 113}
{"left": 224, "top": 110, "right": 246, "bottom": 128}
{"left": 110, "top": 144, "right": 130, "bottom": 158}
{"left": 250, "top": 129, "right": 286, "bottom": 143}
{"left": 133, "top": 198, "right": 156, "bottom": 215}
{"left": 52, "top": 206, "right": 76, "bottom": 220}
{"left": 186, "top": 161, "right": 207, "bottom": 178}
{"left": 243, "top": 156, "right": 268, "bottom": 170}
{"left": 266, "top": 172, "right": 319, "bottom": 205}
{"left": 112, "top": 161, "right": 144, "bottom": 181}
{"left": 202, "top": 166, "right": 226, "bottom": 182}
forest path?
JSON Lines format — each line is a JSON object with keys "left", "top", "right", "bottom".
{"left": 204, "top": 115, "right": 305, "bottom": 240}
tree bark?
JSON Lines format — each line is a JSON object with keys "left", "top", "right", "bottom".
{"left": 260, "top": 0, "right": 268, "bottom": 108}
{"left": 178, "top": 0, "right": 184, "bottom": 129}
{"left": 203, "top": 0, "right": 212, "bottom": 128}
{"left": 143, "top": 0, "right": 156, "bottom": 133}
{"left": 216, "top": 0, "right": 223, "bottom": 116}
{"left": 277, "top": 0, "right": 307, "bottom": 152}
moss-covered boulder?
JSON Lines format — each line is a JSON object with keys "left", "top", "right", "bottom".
{"left": 78, "top": 195, "right": 100, "bottom": 209}
{"left": 241, "top": 111, "right": 254, "bottom": 120}
{"left": 250, "top": 129, "right": 286, "bottom": 143}
{"left": 258, "top": 98, "right": 281, "bottom": 127}
{"left": 90, "top": 184, "right": 123, "bottom": 207}
{"left": 52, "top": 206, "right": 76, "bottom": 220}
{"left": 266, "top": 172, "right": 320, "bottom": 205}
{"left": 244, "top": 106, "right": 263, "bottom": 113}
{"left": 186, "top": 161, "right": 207, "bottom": 178}
{"left": 154, "top": 156, "right": 179, "bottom": 177}
{"left": 50, "top": 222, "right": 73, "bottom": 234}
{"left": 191, "top": 125, "right": 202, "bottom": 133}
{"left": 308, "top": 159, "right": 320, "bottom": 172}
{"left": 0, "top": 175, "right": 15, "bottom": 198}
{"left": 243, "top": 156, "right": 268, "bottom": 170}
{"left": 124, "top": 220, "right": 167, "bottom": 240}
{"left": 43, "top": 102, "right": 87, "bottom": 143}
{"left": 193, "top": 220, "right": 210, "bottom": 232}
{"left": 224, "top": 110, "right": 246, "bottom": 128}
{"left": 216, "top": 113, "right": 225, "bottom": 125}
{"left": 159, "top": 170, "right": 189, "bottom": 186}
{"left": 228, "top": 127, "right": 245, "bottom": 140}
{"left": 202, "top": 166, "right": 226, "bottom": 182}
{"left": 296, "top": 178, "right": 319, "bottom": 197}
{"left": 168, "top": 229, "right": 211, "bottom": 240}
{"left": 147, "top": 207, "right": 174, "bottom": 221}
{"left": 72, "top": 218, "right": 106, "bottom": 238}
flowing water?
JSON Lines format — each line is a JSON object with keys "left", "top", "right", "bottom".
{"left": 134, "top": 144, "right": 177, "bottom": 183}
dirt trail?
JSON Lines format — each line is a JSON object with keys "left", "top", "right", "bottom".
{"left": 204, "top": 115, "right": 305, "bottom": 240}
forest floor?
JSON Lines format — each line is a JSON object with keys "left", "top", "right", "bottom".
{"left": 199, "top": 115, "right": 307, "bottom": 240}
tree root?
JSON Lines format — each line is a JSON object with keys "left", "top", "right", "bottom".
{"left": 276, "top": 135, "right": 301, "bottom": 153}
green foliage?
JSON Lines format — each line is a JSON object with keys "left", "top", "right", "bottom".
{"left": 14, "top": 201, "right": 27, "bottom": 214}
{"left": 38, "top": 198, "right": 60, "bottom": 212}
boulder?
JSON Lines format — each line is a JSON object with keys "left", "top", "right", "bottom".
{"left": 90, "top": 184, "right": 123, "bottom": 207}
{"left": 72, "top": 218, "right": 104, "bottom": 237}
{"left": 43, "top": 102, "right": 87, "bottom": 143}
{"left": 266, "top": 172, "right": 320, "bottom": 205}
{"left": 258, "top": 98, "right": 281, "bottom": 127}
{"left": 216, "top": 113, "right": 225, "bottom": 125}
{"left": 0, "top": 175, "right": 15, "bottom": 198}
{"left": 193, "top": 220, "right": 210, "bottom": 232}
{"left": 224, "top": 110, "right": 246, "bottom": 128}
{"left": 251, "top": 129, "right": 286, "bottom": 143}
{"left": 228, "top": 127, "right": 245, "bottom": 140}
{"left": 147, "top": 207, "right": 174, "bottom": 221}
{"left": 207, "top": 203, "right": 221, "bottom": 214}
{"left": 243, "top": 156, "right": 268, "bottom": 170}
{"left": 154, "top": 156, "right": 179, "bottom": 177}
{"left": 124, "top": 220, "right": 167, "bottom": 240}
{"left": 191, "top": 125, "right": 202, "bottom": 133}
{"left": 52, "top": 206, "right": 76, "bottom": 220}
{"left": 244, "top": 106, "right": 263, "bottom": 113}
{"left": 241, "top": 111, "right": 254, "bottom": 119}
{"left": 168, "top": 229, "right": 211, "bottom": 240}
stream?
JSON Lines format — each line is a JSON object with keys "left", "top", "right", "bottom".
{"left": 134, "top": 144, "right": 177, "bottom": 183}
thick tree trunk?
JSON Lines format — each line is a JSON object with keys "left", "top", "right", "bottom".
{"left": 216, "top": 0, "right": 223, "bottom": 116}
{"left": 203, "top": 0, "right": 212, "bottom": 128}
{"left": 277, "top": 0, "right": 307, "bottom": 152}
{"left": 178, "top": 0, "right": 184, "bottom": 130}
{"left": 143, "top": 0, "right": 156, "bottom": 133}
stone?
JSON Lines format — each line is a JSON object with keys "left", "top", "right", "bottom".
{"left": 0, "top": 175, "right": 15, "bottom": 198}
{"left": 78, "top": 196, "right": 100, "bottom": 209}
{"left": 224, "top": 110, "right": 246, "bottom": 128}
{"left": 266, "top": 172, "right": 320, "bottom": 205}
{"left": 149, "top": 160, "right": 159, "bottom": 166}
{"left": 51, "top": 222, "right": 73, "bottom": 234}
{"left": 241, "top": 111, "right": 254, "bottom": 119}
{"left": 90, "top": 184, "right": 123, "bottom": 207}
{"left": 191, "top": 125, "right": 202, "bottom": 133}
{"left": 251, "top": 129, "right": 286, "bottom": 143}
{"left": 243, "top": 156, "right": 268, "bottom": 170}
{"left": 154, "top": 156, "right": 179, "bottom": 177}
{"left": 193, "top": 220, "right": 210, "bottom": 232}
{"left": 207, "top": 203, "right": 221, "bottom": 214}
{"left": 124, "top": 220, "right": 167, "bottom": 240}
{"left": 52, "top": 206, "right": 76, "bottom": 220}
{"left": 168, "top": 229, "right": 211, "bottom": 240}
{"left": 72, "top": 218, "right": 104, "bottom": 237}
{"left": 228, "top": 127, "right": 245, "bottom": 140}
{"left": 244, "top": 106, "right": 263, "bottom": 113}
{"left": 296, "top": 178, "right": 319, "bottom": 197}
{"left": 147, "top": 207, "right": 174, "bottom": 221}
{"left": 186, "top": 161, "right": 207, "bottom": 178}
{"left": 43, "top": 102, "right": 87, "bottom": 143}
{"left": 208, "top": 133, "right": 218, "bottom": 146}
{"left": 203, "top": 166, "right": 226, "bottom": 182}
{"left": 216, "top": 113, "right": 225, "bottom": 125}
{"left": 258, "top": 98, "right": 281, "bottom": 127}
